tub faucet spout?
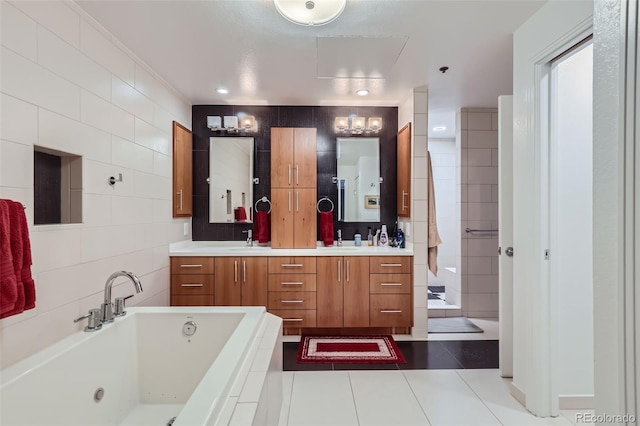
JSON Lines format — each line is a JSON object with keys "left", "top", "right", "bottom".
{"left": 100, "top": 271, "right": 143, "bottom": 323}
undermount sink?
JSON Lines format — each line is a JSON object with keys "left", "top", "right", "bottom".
{"left": 226, "top": 246, "right": 268, "bottom": 251}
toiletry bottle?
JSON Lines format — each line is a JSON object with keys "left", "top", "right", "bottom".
{"left": 354, "top": 231, "right": 362, "bottom": 246}
{"left": 379, "top": 225, "right": 389, "bottom": 247}
{"left": 373, "top": 229, "right": 380, "bottom": 246}
{"left": 397, "top": 228, "right": 405, "bottom": 248}
{"left": 367, "top": 227, "right": 373, "bottom": 246}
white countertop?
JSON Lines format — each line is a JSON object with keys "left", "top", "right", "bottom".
{"left": 169, "top": 240, "right": 414, "bottom": 257}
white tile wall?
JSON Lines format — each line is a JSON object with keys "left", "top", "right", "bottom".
{"left": 0, "top": 0, "right": 191, "bottom": 369}
{"left": 459, "top": 108, "right": 499, "bottom": 318}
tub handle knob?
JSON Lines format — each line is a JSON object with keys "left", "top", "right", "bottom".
{"left": 73, "top": 309, "right": 102, "bottom": 332}
{"left": 114, "top": 295, "right": 134, "bottom": 317}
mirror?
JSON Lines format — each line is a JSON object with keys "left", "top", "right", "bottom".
{"left": 209, "top": 137, "right": 254, "bottom": 223}
{"left": 336, "top": 137, "right": 380, "bottom": 222}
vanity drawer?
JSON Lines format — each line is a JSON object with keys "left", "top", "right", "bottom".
{"left": 369, "top": 274, "right": 412, "bottom": 294}
{"left": 171, "top": 294, "right": 214, "bottom": 306}
{"left": 369, "top": 256, "right": 412, "bottom": 274}
{"left": 369, "top": 294, "right": 412, "bottom": 327}
{"left": 268, "top": 291, "right": 316, "bottom": 310}
{"left": 171, "top": 274, "right": 214, "bottom": 295}
{"left": 269, "top": 309, "right": 317, "bottom": 328}
{"left": 268, "top": 273, "right": 316, "bottom": 291}
{"left": 268, "top": 257, "right": 316, "bottom": 274}
{"left": 171, "top": 257, "right": 214, "bottom": 274}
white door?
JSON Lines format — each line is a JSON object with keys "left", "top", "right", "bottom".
{"left": 498, "top": 95, "right": 513, "bottom": 378}
{"left": 512, "top": 0, "right": 592, "bottom": 417}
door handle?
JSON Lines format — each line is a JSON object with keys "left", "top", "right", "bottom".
{"left": 243, "top": 260, "right": 246, "bottom": 283}
{"left": 288, "top": 163, "right": 292, "bottom": 185}
{"left": 346, "top": 260, "right": 350, "bottom": 282}
{"left": 234, "top": 260, "right": 238, "bottom": 283}
{"left": 296, "top": 164, "right": 299, "bottom": 185}
{"left": 505, "top": 247, "right": 514, "bottom": 257}
{"left": 337, "top": 260, "right": 341, "bottom": 282}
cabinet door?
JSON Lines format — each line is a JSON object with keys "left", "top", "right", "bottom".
{"left": 293, "top": 188, "right": 317, "bottom": 248}
{"left": 343, "top": 256, "right": 370, "bottom": 327}
{"left": 241, "top": 257, "right": 268, "bottom": 306}
{"left": 271, "top": 188, "right": 294, "bottom": 248}
{"left": 173, "top": 121, "right": 193, "bottom": 217}
{"left": 293, "top": 128, "right": 317, "bottom": 187}
{"left": 316, "top": 257, "right": 343, "bottom": 327}
{"left": 214, "top": 257, "right": 242, "bottom": 306}
{"left": 271, "top": 128, "right": 294, "bottom": 187}
{"left": 397, "top": 123, "right": 411, "bottom": 217}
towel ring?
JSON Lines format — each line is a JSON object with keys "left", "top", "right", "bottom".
{"left": 255, "top": 196, "right": 271, "bottom": 214}
{"left": 316, "top": 196, "right": 334, "bottom": 213}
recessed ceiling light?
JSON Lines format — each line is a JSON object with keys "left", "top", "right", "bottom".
{"left": 216, "top": 88, "right": 229, "bottom": 94}
{"left": 356, "top": 89, "right": 369, "bottom": 96}
{"left": 433, "top": 126, "right": 447, "bottom": 131}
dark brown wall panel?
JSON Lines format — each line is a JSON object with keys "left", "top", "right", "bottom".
{"left": 192, "top": 105, "right": 398, "bottom": 241}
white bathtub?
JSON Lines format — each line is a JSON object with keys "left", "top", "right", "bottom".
{"left": 0, "top": 306, "right": 283, "bottom": 426}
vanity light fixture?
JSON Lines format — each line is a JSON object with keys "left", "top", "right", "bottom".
{"left": 223, "top": 116, "right": 239, "bottom": 132}
{"left": 207, "top": 116, "right": 222, "bottom": 130}
{"left": 240, "top": 115, "right": 257, "bottom": 132}
{"left": 333, "top": 116, "right": 383, "bottom": 135}
{"left": 274, "top": 0, "right": 346, "bottom": 26}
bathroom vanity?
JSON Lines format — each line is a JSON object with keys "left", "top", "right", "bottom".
{"left": 169, "top": 242, "right": 414, "bottom": 334}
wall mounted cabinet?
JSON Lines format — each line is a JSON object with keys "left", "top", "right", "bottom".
{"left": 271, "top": 128, "right": 317, "bottom": 248}
{"left": 172, "top": 121, "right": 193, "bottom": 217}
{"left": 397, "top": 123, "right": 411, "bottom": 217}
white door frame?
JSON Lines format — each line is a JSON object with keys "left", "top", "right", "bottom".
{"left": 512, "top": 1, "right": 593, "bottom": 416}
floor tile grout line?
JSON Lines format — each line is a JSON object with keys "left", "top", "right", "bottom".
{"left": 455, "top": 370, "right": 506, "bottom": 426}
{"left": 346, "top": 371, "right": 362, "bottom": 426}
{"left": 401, "top": 370, "right": 435, "bottom": 426}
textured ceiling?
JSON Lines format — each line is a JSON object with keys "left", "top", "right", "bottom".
{"left": 76, "top": 0, "right": 546, "bottom": 132}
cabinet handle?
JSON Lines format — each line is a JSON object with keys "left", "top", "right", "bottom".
{"left": 281, "top": 264, "right": 303, "bottom": 268}
{"left": 296, "top": 164, "right": 299, "bottom": 185}
{"left": 177, "top": 190, "right": 183, "bottom": 211}
{"left": 283, "top": 318, "right": 304, "bottom": 322}
{"left": 380, "top": 283, "right": 403, "bottom": 286}
{"left": 346, "top": 260, "right": 350, "bottom": 282}
{"left": 243, "top": 260, "right": 246, "bottom": 283}
{"left": 180, "top": 264, "right": 203, "bottom": 268}
{"left": 180, "top": 283, "right": 204, "bottom": 287}
{"left": 380, "top": 263, "right": 403, "bottom": 267}
{"left": 288, "top": 163, "right": 292, "bottom": 185}
{"left": 296, "top": 191, "right": 299, "bottom": 212}
{"left": 288, "top": 191, "right": 292, "bottom": 212}
{"left": 401, "top": 190, "right": 408, "bottom": 211}
{"left": 234, "top": 260, "right": 238, "bottom": 283}
{"left": 281, "top": 300, "right": 304, "bottom": 303}
{"left": 337, "top": 260, "right": 341, "bottom": 282}
{"left": 380, "top": 310, "right": 403, "bottom": 313}
{"left": 282, "top": 282, "right": 303, "bottom": 285}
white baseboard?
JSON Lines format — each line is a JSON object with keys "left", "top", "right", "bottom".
{"left": 509, "top": 381, "right": 527, "bottom": 406}
{"left": 559, "top": 395, "right": 594, "bottom": 410}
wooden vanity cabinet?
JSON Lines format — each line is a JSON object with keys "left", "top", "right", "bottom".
{"left": 170, "top": 257, "right": 214, "bottom": 306}
{"left": 397, "top": 123, "right": 411, "bottom": 218}
{"left": 316, "top": 256, "right": 370, "bottom": 328}
{"left": 271, "top": 128, "right": 317, "bottom": 249}
{"left": 369, "top": 256, "right": 413, "bottom": 327}
{"left": 214, "top": 257, "right": 268, "bottom": 306}
{"left": 172, "top": 121, "right": 192, "bottom": 217}
{"left": 267, "top": 257, "right": 317, "bottom": 329}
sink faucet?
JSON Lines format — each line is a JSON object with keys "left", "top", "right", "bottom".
{"left": 100, "top": 271, "right": 143, "bottom": 323}
{"left": 337, "top": 229, "right": 342, "bottom": 247}
{"left": 243, "top": 229, "right": 253, "bottom": 246}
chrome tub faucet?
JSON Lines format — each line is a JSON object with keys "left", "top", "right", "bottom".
{"left": 100, "top": 271, "right": 143, "bottom": 323}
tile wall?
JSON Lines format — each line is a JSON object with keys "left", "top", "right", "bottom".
{"left": 0, "top": 0, "right": 191, "bottom": 368}
{"left": 458, "top": 108, "right": 499, "bottom": 318}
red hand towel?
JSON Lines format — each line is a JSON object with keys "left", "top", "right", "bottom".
{"left": 236, "top": 206, "right": 247, "bottom": 222}
{"left": 2, "top": 201, "right": 26, "bottom": 318}
{"left": 14, "top": 201, "right": 35, "bottom": 310}
{"left": 0, "top": 200, "right": 18, "bottom": 315}
{"left": 253, "top": 210, "right": 270, "bottom": 244}
{"left": 320, "top": 211, "right": 334, "bottom": 247}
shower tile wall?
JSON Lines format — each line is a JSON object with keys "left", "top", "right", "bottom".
{"left": 458, "top": 108, "right": 499, "bottom": 318}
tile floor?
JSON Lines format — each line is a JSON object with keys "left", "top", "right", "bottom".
{"left": 279, "top": 369, "right": 591, "bottom": 426}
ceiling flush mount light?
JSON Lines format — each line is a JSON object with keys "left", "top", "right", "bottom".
{"left": 274, "top": 0, "right": 346, "bottom": 26}
{"left": 356, "top": 89, "right": 369, "bottom": 96}
{"left": 433, "top": 126, "right": 447, "bottom": 132}
{"left": 216, "top": 88, "right": 228, "bottom": 94}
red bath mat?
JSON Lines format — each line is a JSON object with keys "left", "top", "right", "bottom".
{"left": 297, "top": 335, "right": 406, "bottom": 364}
